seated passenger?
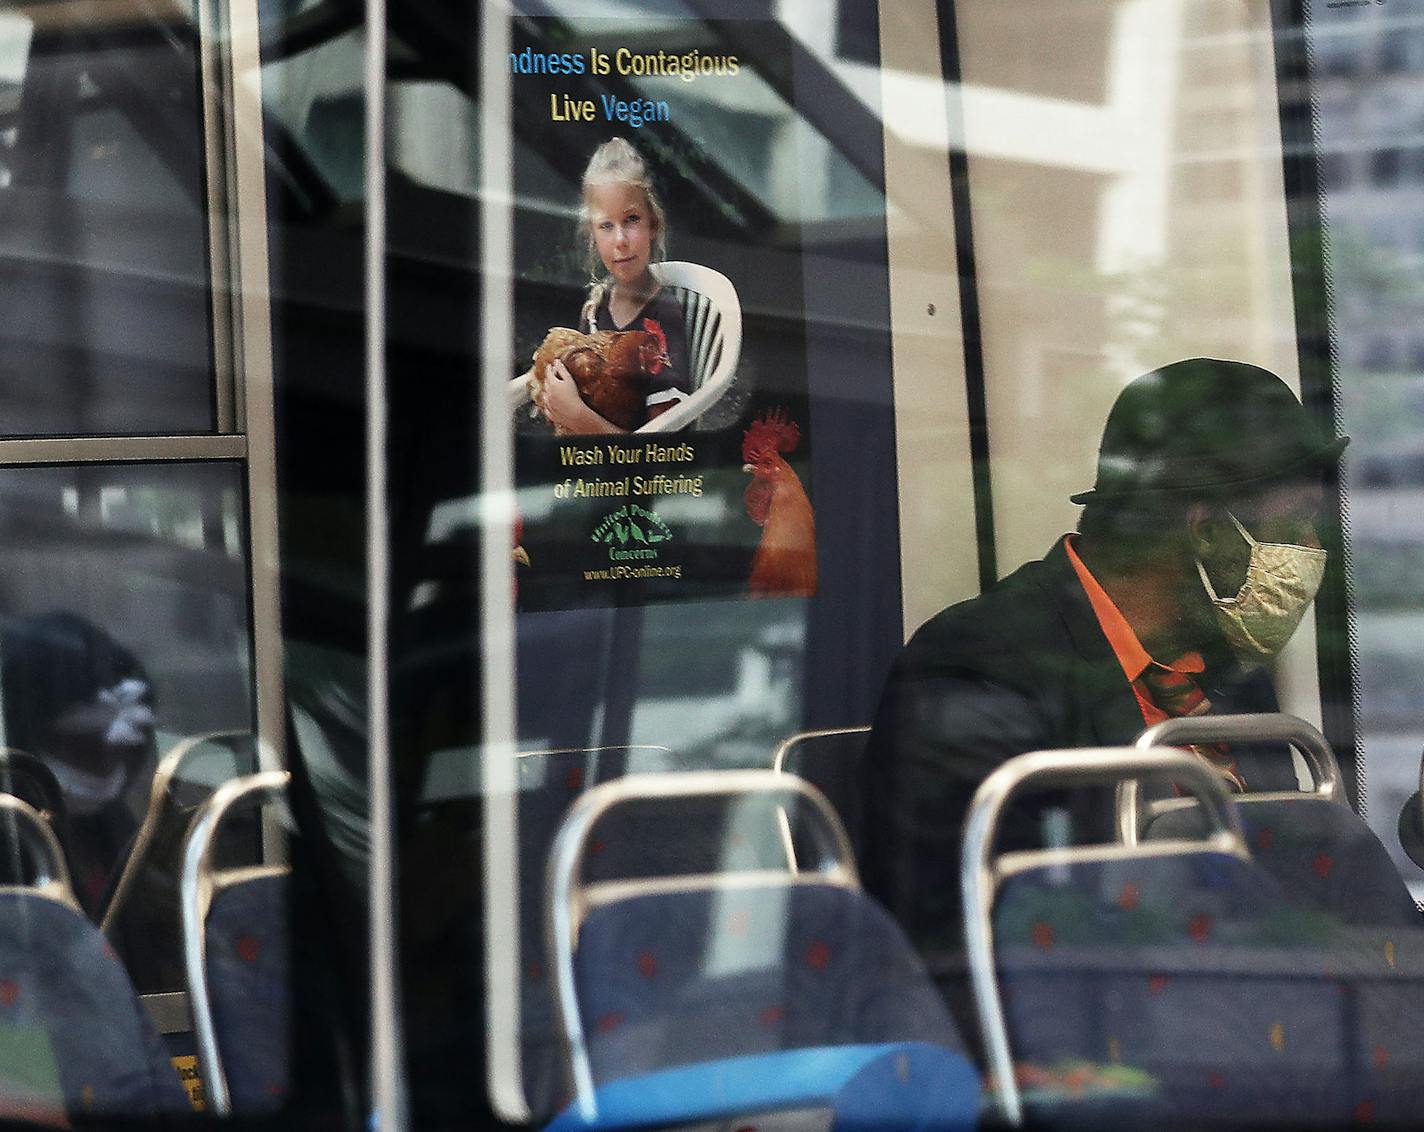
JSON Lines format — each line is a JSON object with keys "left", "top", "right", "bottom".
{"left": 0, "top": 611, "right": 157, "bottom": 912}
{"left": 861, "top": 359, "right": 1347, "bottom": 1005}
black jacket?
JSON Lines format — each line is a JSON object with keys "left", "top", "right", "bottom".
{"left": 860, "top": 537, "right": 1283, "bottom": 956}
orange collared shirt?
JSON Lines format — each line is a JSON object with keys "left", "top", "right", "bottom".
{"left": 1063, "top": 534, "right": 1205, "bottom": 728}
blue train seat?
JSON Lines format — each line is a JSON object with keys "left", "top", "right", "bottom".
{"left": 181, "top": 770, "right": 290, "bottom": 1116}
{"left": 0, "top": 794, "right": 187, "bottom": 1120}
{"left": 516, "top": 746, "right": 683, "bottom": 1119}
{"left": 966, "top": 746, "right": 1424, "bottom": 1127}
{"left": 545, "top": 770, "right": 980, "bottom": 1132}
{"left": 103, "top": 730, "right": 255, "bottom": 994}
{"left": 517, "top": 747, "right": 796, "bottom": 1118}
{"left": 1131, "top": 714, "right": 1419, "bottom": 926}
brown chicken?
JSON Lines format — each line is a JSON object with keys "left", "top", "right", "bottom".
{"left": 529, "top": 321, "right": 670, "bottom": 434}
{"left": 742, "top": 409, "right": 817, "bottom": 598}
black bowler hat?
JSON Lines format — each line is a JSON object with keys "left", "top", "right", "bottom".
{"left": 1070, "top": 358, "right": 1349, "bottom": 505}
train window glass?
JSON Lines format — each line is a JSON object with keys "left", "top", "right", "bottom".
{"left": 390, "top": 0, "right": 925, "bottom": 1123}
{"left": 0, "top": 0, "right": 365, "bottom": 1122}
{"left": 384, "top": 0, "right": 1424, "bottom": 1125}
{"left": 390, "top": 81, "right": 479, "bottom": 197}
{"left": 261, "top": 28, "right": 365, "bottom": 204}
{"left": 0, "top": 7, "right": 214, "bottom": 438}
{"left": 0, "top": 461, "right": 252, "bottom": 908}
{"left": 1305, "top": 1, "right": 1424, "bottom": 894}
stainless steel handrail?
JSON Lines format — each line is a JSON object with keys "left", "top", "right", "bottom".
{"left": 1118, "top": 713, "right": 1341, "bottom": 845}
{"left": 962, "top": 747, "right": 1246, "bottom": 1127}
{"left": 771, "top": 726, "right": 869, "bottom": 869}
{"left": 770, "top": 726, "right": 871, "bottom": 774}
{"left": 180, "top": 770, "right": 289, "bottom": 1117}
{"left": 0, "top": 794, "right": 76, "bottom": 909}
{"left": 101, "top": 730, "right": 253, "bottom": 935}
{"left": 546, "top": 769, "right": 857, "bottom": 1119}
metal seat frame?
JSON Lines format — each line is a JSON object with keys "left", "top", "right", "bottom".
{"left": 545, "top": 769, "right": 856, "bottom": 1118}
{"left": 1117, "top": 713, "right": 1343, "bottom": 845}
{"left": 962, "top": 746, "right": 1247, "bottom": 1127}
{"left": 180, "top": 770, "right": 289, "bottom": 1116}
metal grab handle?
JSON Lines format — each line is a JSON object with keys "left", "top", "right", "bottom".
{"left": 770, "top": 726, "right": 871, "bottom": 774}
{"left": 1120, "top": 713, "right": 1342, "bottom": 844}
{"left": 962, "top": 747, "right": 1245, "bottom": 1128}
{"left": 546, "top": 769, "right": 857, "bottom": 1117}
{"left": 181, "top": 771, "right": 289, "bottom": 1118}
{"left": 0, "top": 794, "right": 75, "bottom": 908}
{"left": 102, "top": 730, "right": 254, "bottom": 935}
{"left": 1138, "top": 713, "right": 1340, "bottom": 797}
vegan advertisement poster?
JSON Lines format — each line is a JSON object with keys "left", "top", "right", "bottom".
{"left": 508, "top": 17, "right": 816, "bottom": 611}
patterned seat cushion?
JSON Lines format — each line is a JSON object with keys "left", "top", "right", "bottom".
{"left": 1146, "top": 797, "right": 1421, "bottom": 927}
{"left": 205, "top": 873, "right": 289, "bottom": 1113}
{"left": 575, "top": 882, "right": 963, "bottom": 1088}
{"left": 0, "top": 891, "right": 187, "bottom": 1118}
{"left": 992, "top": 851, "right": 1424, "bottom": 1124}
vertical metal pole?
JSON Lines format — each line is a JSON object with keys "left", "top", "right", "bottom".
{"left": 366, "top": 0, "right": 406, "bottom": 1125}
{"left": 205, "top": 0, "right": 288, "bottom": 869}
{"left": 194, "top": 0, "right": 237, "bottom": 433}
{"left": 479, "top": 0, "right": 525, "bottom": 1121}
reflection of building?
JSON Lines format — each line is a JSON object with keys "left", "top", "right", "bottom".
{"left": 1315, "top": 11, "right": 1424, "bottom": 380}
{"left": 1309, "top": 4, "right": 1424, "bottom": 890}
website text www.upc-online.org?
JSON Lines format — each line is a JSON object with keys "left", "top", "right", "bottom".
{"left": 584, "top": 564, "right": 683, "bottom": 581}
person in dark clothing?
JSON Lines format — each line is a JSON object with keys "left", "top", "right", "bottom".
{"left": 0, "top": 610, "right": 157, "bottom": 912}
{"left": 861, "top": 358, "right": 1347, "bottom": 1024}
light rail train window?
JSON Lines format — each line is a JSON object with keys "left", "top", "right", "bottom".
{"left": 0, "top": 0, "right": 373, "bottom": 1122}
{"left": 0, "top": 4, "right": 214, "bottom": 437}
{"left": 265, "top": 0, "right": 1424, "bottom": 1127}
{"left": 376, "top": 0, "right": 1424, "bottom": 1128}
{"left": 1303, "top": 0, "right": 1424, "bottom": 896}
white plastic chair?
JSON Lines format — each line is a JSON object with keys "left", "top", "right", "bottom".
{"left": 509, "top": 260, "right": 742, "bottom": 433}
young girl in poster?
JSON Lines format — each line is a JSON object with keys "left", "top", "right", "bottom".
{"left": 534, "top": 137, "right": 690, "bottom": 434}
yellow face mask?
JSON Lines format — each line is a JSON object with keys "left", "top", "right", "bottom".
{"left": 1195, "top": 512, "right": 1327, "bottom": 662}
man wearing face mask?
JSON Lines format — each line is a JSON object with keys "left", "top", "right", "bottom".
{"left": 861, "top": 358, "right": 1346, "bottom": 1025}
{"left": 0, "top": 611, "right": 157, "bottom": 913}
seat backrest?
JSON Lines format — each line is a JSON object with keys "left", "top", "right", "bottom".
{"left": 0, "top": 749, "right": 71, "bottom": 886}
{"left": 181, "top": 770, "right": 289, "bottom": 1116}
{"left": 1125, "top": 712, "right": 1344, "bottom": 839}
{"left": 773, "top": 726, "right": 870, "bottom": 857}
{"left": 1146, "top": 795, "right": 1420, "bottom": 926}
{"left": 640, "top": 261, "right": 742, "bottom": 434}
{"left": 544, "top": 771, "right": 981, "bottom": 1130}
{"left": 992, "top": 850, "right": 1355, "bottom": 1124}
{"left": 0, "top": 795, "right": 187, "bottom": 1119}
{"left": 575, "top": 879, "right": 965, "bottom": 1086}
{"left": 968, "top": 745, "right": 1423, "bottom": 1128}
{"left": 103, "top": 731, "right": 255, "bottom": 993}
{"left": 516, "top": 746, "right": 684, "bottom": 1118}
{"left": 966, "top": 746, "right": 1266, "bottom": 1125}
{"left": 550, "top": 773, "right": 860, "bottom": 1093}
{"left": 202, "top": 871, "right": 289, "bottom": 1114}
{"left": 1132, "top": 714, "right": 1418, "bottom": 927}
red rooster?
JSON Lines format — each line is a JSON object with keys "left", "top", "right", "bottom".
{"left": 742, "top": 409, "right": 816, "bottom": 598}
{"left": 529, "top": 321, "right": 670, "bottom": 433}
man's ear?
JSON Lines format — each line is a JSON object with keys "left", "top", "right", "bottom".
{"left": 1186, "top": 502, "right": 1218, "bottom": 558}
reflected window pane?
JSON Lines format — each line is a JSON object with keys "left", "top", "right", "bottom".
{"left": 0, "top": 10, "right": 213, "bottom": 436}
{"left": 0, "top": 462, "right": 251, "bottom": 910}
{"left": 1310, "top": 3, "right": 1424, "bottom": 893}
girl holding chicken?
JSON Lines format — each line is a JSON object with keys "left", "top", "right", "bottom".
{"left": 532, "top": 137, "right": 690, "bottom": 434}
